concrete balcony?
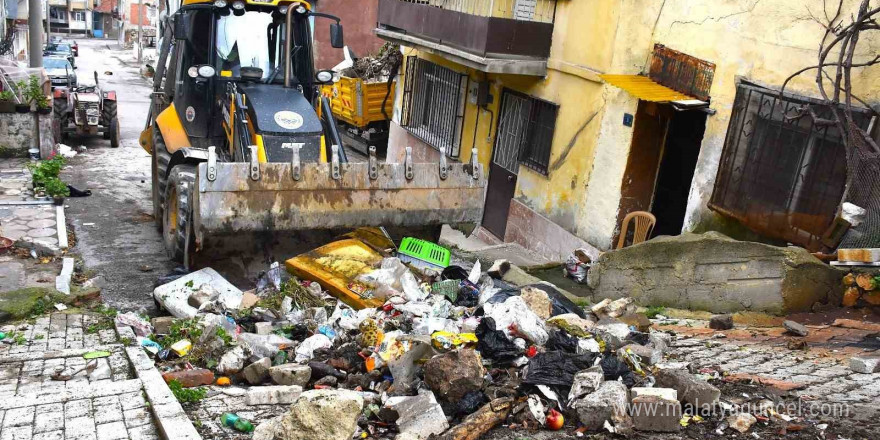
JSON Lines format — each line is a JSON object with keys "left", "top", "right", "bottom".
{"left": 376, "top": 0, "right": 556, "bottom": 76}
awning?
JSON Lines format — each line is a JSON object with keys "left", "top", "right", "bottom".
{"left": 599, "top": 74, "right": 696, "bottom": 103}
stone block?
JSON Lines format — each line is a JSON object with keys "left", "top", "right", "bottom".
{"left": 631, "top": 395, "right": 681, "bottom": 432}
{"left": 243, "top": 357, "right": 272, "bottom": 385}
{"left": 270, "top": 364, "right": 312, "bottom": 386}
{"left": 631, "top": 387, "right": 677, "bottom": 401}
{"left": 279, "top": 389, "right": 364, "bottom": 440}
{"left": 655, "top": 369, "right": 720, "bottom": 410}
{"left": 709, "top": 314, "right": 733, "bottom": 330}
{"left": 850, "top": 355, "right": 880, "bottom": 373}
{"left": 246, "top": 385, "right": 303, "bottom": 405}
{"left": 619, "top": 344, "right": 662, "bottom": 365}
{"left": 384, "top": 391, "right": 449, "bottom": 440}
{"left": 573, "top": 381, "right": 629, "bottom": 431}
{"left": 150, "top": 317, "right": 175, "bottom": 335}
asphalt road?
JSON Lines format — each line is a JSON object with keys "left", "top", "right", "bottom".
{"left": 61, "top": 39, "right": 175, "bottom": 313}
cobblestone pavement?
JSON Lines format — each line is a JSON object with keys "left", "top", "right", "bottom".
{"left": 664, "top": 320, "right": 880, "bottom": 423}
{"left": 0, "top": 313, "right": 162, "bottom": 440}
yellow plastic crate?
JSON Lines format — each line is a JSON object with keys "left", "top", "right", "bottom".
{"left": 320, "top": 76, "right": 395, "bottom": 128}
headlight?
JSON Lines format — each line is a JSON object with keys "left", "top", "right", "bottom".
{"left": 231, "top": 1, "right": 245, "bottom": 9}
{"left": 278, "top": 5, "right": 288, "bottom": 14}
{"left": 187, "top": 66, "right": 199, "bottom": 78}
{"left": 86, "top": 108, "right": 100, "bottom": 116}
{"left": 295, "top": 4, "right": 306, "bottom": 13}
{"left": 198, "top": 65, "right": 216, "bottom": 78}
{"left": 316, "top": 70, "right": 333, "bottom": 82}
{"left": 213, "top": 0, "right": 227, "bottom": 7}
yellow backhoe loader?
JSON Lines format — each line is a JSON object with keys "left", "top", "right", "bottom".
{"left": 141, "top": 0, "right": 485, "bottom": 265}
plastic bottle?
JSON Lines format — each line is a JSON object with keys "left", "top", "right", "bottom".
{"left": 272, "top": 350, "right": 288, "bottom": 366}
{"left": 220, "top": 413, "right": 254, "bottom": 433}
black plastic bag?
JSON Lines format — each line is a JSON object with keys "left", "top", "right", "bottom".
{"left": 523, "top": 351, "right": 599, "bottom": 388}
{"left": 599, "top": 354, "right": 636, "bottom": 387}
{"left": 441, "top": 265, "right": 469, "bottom": 281}
{"left": 546, "top": 330, "right": 578, "bottom": 353}
{"left": 456, "top": 390, "right": 488, "bottom": 416}
{"left": 626, "top": 331, "right": 651, "bottom": 346}
{"left": 475, "top": 317, "right": 521, "bottom": 363}
{"left": 485, "top": 284, "right": 587, "bottom": 319}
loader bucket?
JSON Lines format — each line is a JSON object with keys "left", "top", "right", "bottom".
{"left": 193, "top": 160, "right": 486, "bottom": 245}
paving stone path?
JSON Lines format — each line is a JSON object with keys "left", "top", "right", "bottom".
{"left": 667, "top": 332, "right": 880, "bottom": 422}
{"left": 0, "top": 313, "right": 163, "bottom": 440}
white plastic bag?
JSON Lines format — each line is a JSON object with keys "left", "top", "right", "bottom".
{"left": 295, "top": 334, "right": 332, "bottom": 362}
{"left": 357, "top": 258, "right": 426, "bottom": 302}
{"left": 115, "top": 312, "right": 152, "bottom": 337}
{"left": 238, "top": 332, "right": 295, "bottom": 359}
{"left": 483, "top": 296, "right": 549, "bottom": 346}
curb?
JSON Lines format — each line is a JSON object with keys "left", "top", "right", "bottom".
{"left": 117, "top": 323, "right": 203, "bottom": 440}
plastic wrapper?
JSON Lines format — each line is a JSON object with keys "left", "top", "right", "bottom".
{"left": 256, "top": 261, "right": 282, "bottom": 292}
{"left": 546, "top": 331, "right": 578, "bottom": 353}
{"left": 115, "top": 312, "right": 153, "bottom": 337}
{"left": 356, "top": 257, "right": 426, "bottom": 302}
{"left": 412, "top": 317, "right": 459, "bottom": 335}
{"left": 138, "top": 337, "right": 162, "bottom": 355}
{"left": 328, "top": 302, "right": 372, "bottom": 331}
{"left": 482, "top": 296, "right": 549, "bottom": 346}
{"left": 563, "top": 249, "right": 591, "bottom": 284}
{"left": 475, "top": 317, "right": 521, "bottom": 363}
{"left": 317, "top": 325, "right": 337, "bottom": 340}
{"left": 238, "top": 333, "right": 296, "bottom": 359}
{"left": 468, "top": 260, "right": 482, "bottom": 284}
{"left": 294, "top": 334, "right": 333, "bottom": 362}
{"left": 431, "top": 331, "right": 477, "bottom": 350}
{"left": 393, "top": 301, "right": 432, "bottom": 317}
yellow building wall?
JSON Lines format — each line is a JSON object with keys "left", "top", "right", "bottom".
{"left": 388, "top": 0, "right": 880, "bottom": 252}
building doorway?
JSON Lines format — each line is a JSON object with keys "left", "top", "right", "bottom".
{"left": 616, "top": 101, "right": 707, "bottom": 243}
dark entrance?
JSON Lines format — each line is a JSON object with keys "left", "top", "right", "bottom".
{"left": 482, "top": 92, "right": 529, "bottom": 238}
{"left": 617, "top": 101, "right": 707, "bottom": 241}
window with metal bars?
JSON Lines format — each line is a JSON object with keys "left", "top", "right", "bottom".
{"left": 401, "top": 56, "right": 468, "bottom": 157}
{"left": 710, "top": 82, "right": 874, "bottom": 251}
{"left": 495, "top": 89, "right": 558, "bottom": 176}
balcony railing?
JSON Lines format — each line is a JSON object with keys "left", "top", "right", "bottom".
{"left": 396, "top": 0, "right": 557, "bottom": 24}
{"left": 377, "top": 0, "right": 556, "bottom": 64}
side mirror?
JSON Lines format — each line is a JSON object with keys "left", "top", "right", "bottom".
{"left": 94, "top": 71, "right": 99, "bottom": 86}
{"left": 173, "top": 15, "right": 189, "bottom": 41}
{"left": 330, "top": 23, "right": 344, "bottom": 49}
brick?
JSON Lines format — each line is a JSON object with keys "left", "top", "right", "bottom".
{"left": 95, "top": 421, "right": 128, "bottom": 440}
{"left": 127, "top": 425, "right": 160, "bottom": 440}
{"left": 123, "top": 407, "right": 151, "bottom": 428}
{"left": 0, "top": 425, "right": 32, "bottom": 440}
{"left": 33, "top": 431, "right": 63, "bottom": 440}
{"left": 631, "top": 395, "right": 681, "bottom": 432}
{"left": 118, "top": 392, "right": 147, "bottom": 411}
{"left": 64, "top": 400, "right": 92, "bottom": 418}
{"left": 93, "top": 404, "right": 123, "bottom": 424}
{"left": 34, "top": 404, "right": 64, "bottom": 434}
{"left": 573, "top": 381, "right": 629, "bottom": 431}
{"left": 64, "top": 415, "right": 96, "bottom": 438}
{"left": 161, "top": 369, "right": 214, "bottom": 388}
{"left": 4, "top": 406, "right": 35, "bottom": 427}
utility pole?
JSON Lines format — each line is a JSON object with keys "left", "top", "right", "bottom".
{"left": 45, "top": 0, "right": 51, "bottom": 46}
{"left": 137, "top": 0, "right": 143, "bottom": 64}
{"left": 28, "top": 0, "right": 43, "bottom": 67}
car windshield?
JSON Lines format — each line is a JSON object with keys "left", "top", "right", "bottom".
{"left": 46, "top": 44, "right": 70, "bottom": 53}
{"left": 215, "top": 11, "right": 282, "bottom": 80}
{"left": 43, "top": 58, "right": 69, "bottom": 69}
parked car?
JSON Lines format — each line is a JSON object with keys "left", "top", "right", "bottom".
{"left": 44, "top": 43, "right": 75, "bottom": 68}
{"left": 49, "top": 36, "right": 63, "bottom": 44}
{"left": 43, "top": 56, "right": 77, "bottom": 89}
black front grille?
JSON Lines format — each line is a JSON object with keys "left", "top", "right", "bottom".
{"left": 261, "top": 134, "right": 323, "bottom": 163}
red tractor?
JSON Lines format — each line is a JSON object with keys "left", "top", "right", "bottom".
{"left": 53, "top": 71, "right": 120, "bottom": 148}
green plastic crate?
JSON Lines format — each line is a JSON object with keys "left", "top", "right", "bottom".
{"left": 397, "top": 237, "right": 450, "bottom": 271}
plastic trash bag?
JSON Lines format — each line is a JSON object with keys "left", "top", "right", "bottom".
{"left": 522, "top": 351, "right": 599, "bottom": 388}
{"left": 483, "top": 296, "right": 549, "bottom": 346}
{"left": 563, "top": 249, "right": 591, "bottom": 284}
{"left": 468, "top": 260, "right": 482, "bottom": 284}
{"left": 456, "top": 390, "right": 488, "bottom": 416}
{"left": 412, "top": 317, "right": 459, "bottom": 335}
{"left": 546, "top": 331, "right": 578, "bottom": 353}
{"left": 486, "top": 284, "right": 586, "bottom": 319}
{"left": 599, "top": 353, "right": 636, "bottom": 387}
{"left": 475, "top": 317, "right": 521, "bottom": 363}
{"left": 256, "top": 261, "right": 282, "bottom": 292}
{"left": 238, "top": 332, "right": 296, "bottom": 359}
{"left": 357, "top": 258, "right": 426, "bottom": 302}
{"left": 115, "top": 312, "right": 152, "bottom": 337}
{"left": 294, "top": 334, "right": 333, "bottom": 362}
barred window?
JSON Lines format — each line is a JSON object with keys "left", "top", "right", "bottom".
{"left": 401, "top": 57, "right": 468, "bottom": 157}
{"left": 495, "top": 89, "right": 558, "bottom": 175}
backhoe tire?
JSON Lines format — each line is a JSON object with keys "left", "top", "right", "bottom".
{"left": 163, "top": 165, "right": 196, "bottom": 263}
{"left": 102, "top": 100, "right": 117, "bottom": 134}
{"left": 108, "top": 118, "right": 120, "bottom": 148}
{"left": 153, "top": 124, "right": 172, "bottom": 231}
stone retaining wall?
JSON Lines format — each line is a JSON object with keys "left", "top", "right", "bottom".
{"left": 0, "top": 112, "right": 55, "bottom": 159}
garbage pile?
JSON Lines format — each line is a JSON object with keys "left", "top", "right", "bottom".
{"left": 339, "top": 43, "right": 402, "bottom": 82}
{"left": 133, "top": 234, "right": 723, "bottom": 439}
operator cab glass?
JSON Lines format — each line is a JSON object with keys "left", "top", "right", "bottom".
{"left": 215, "top": 11, "right": 278, "bottom": 80}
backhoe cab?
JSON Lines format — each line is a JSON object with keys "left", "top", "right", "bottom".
{"left": 142, "top": 0, "right": 485, "bottom": 265}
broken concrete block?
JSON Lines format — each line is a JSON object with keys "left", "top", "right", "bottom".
{"left": 783, "top": 320, "right": 809, "bottom": 337}
{"left": 187, "top": 284, "right": 219, "bottom": 308}
{"left": 270, "top": 364, "right": 312, "bottom": 386}
{"left": 727, "top": 413, "right": 757, "bottom": 433}
{"left": 709, "top": 314, "right": 734, "bottom": 330}
{"left": 151, "top": 316, "right": 175, "bottom": 335}
{"left": 315, "top": 376, "right": 338, "bottom": 387}
{"left": 246, "top": 385, "right": 303, "bottom": 405}
{"left": 240, "top": 290, "right": 260, "bottom": 309}
{"left": 252, "top": 415, "right": 283, "bottom": 440}
{"left": 55, "top": 257, "right": 74, "bottom": 295}
{"left": 619, "top": 344, "right": 662, "bottom": 365}
{"left": 631, "top": 387, "right": 677, "bottom": 401}
{"left": 279, "top": 389, "right": 364, "bottom": 440}
{"left": 568, "top": 366, "right": 604, "bottom": 403}
{"left": 591, "top": 298, "right": 612, "bottom": 315}
{"left": 605, "top": 298, "right": 636, "bottom": 318}
{"left": 162, "top": 368, "right": 214, "bottom": 388}
{"left": 588, "top": 232, "right": 844, "bottom": 314}
{"left": 218, "top": 346, "right": 247, "bottom": 375}
{"left": 487, "top": 259, "right": 511, "bottom": 279}
{"left": 547, "top": 313, "right": 596, "bottom": 337}
{"left": 850, "top": 355, "right": 880, "bottom": 373}
{"left": 649, "top": 331, "right": 672, "bottom": 353}
{"left": 242, "top": 357, "right": 272, "bottom": 385}
{"left": 520, "top": 286, "right": 553, "bottom": 320}
{"left": 423, "top": 349, "right": 485, "bottom": 402}
{"left": 631, "top": 395, "right": 681, "bottom": 432}
{"left": 655, "top": 369, "right": 720, "bottom": 410}
{"left": 255, "top": 322, "right": 274, "bottom": 335}
{"left": 153, "top": 267, "right": 243, "bottom": 319}
{"left": 618, "top": 312, "right": 651, "bottom": 332}
{"left": 573, "top": 381, "right": 630, "bottom": 431}
{"left": 384, "top": 391, "right": 449, "bottom": 440}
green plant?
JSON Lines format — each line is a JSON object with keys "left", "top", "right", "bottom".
{"left": 873, "top": 275, "right": 880, "bottom": 290}
{"left": 168, "top": 379, "right": 207, "bottom": 403}
{"left": 22, "top": 75, "right": 49, "bottom": 109}
{"left": 43, "top": 177, "right": 70, "bottom": 198}
{"left": 645, "top": 306, "right": 666, "bottom": 319}
{"left": 215, "top": 328, "right": 234, "bottom": 347}
{"left": 27, "top": 155, "right": 65, "bottom": 188}
{"left": 34, "top": 334, "right": 44, "bottom": 340}
{"left": 0, "top": 90, "right": 15, "bottom": 101}
{"left": 167, "top": 317, "right": 204, "bottom": 344}
{"left": 14, "top": 80, "right": 26, "bottom": 102}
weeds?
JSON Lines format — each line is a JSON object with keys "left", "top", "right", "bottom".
{"left": 168, "top": 379, "right": 207, "bottom": 403}
{"left": 645, "top": 306, "right": 666, "bottom": 319}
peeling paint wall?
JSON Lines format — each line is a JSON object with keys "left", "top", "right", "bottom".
{"left": 384, "top": 0, "right": 880, "bottom": 253}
